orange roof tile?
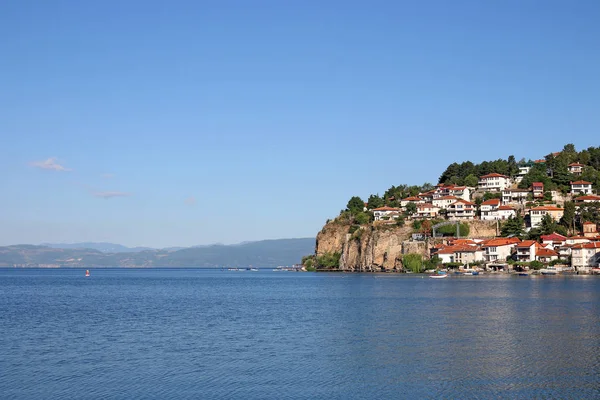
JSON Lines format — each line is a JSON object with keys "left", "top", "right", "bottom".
{"left": 536, "top": 248, "right": 558, "bottom": 257}
{"left": 571, "top": 180, "right": 592, "bottom": 185}
{"left": 517, "top": 240, "right": 538, "bottom": 248}
{"left": 481, "top": 199, "right": 501, "bottom": 206}
{"left": 373, "top": 206, "right": 399, "bottom": 211}
{"left": 480, "top": 173, "right": 509, "bottom": 179}
{"left": 482, "top": 237, "right": 521, "bottom": 247}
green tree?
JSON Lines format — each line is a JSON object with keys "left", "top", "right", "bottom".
{"left": 539, "top": 214, "right": 557, "bottom": 235}
{"left": 367, "top": 194, "right": 384, "bottom": 210}
{"left": 402, "top": 254, "right": 424, "bottom": 273}
{"left": 483, "top": 192, "right": 502, "bottom": 201}
{"left": 396, "top": 216, "right": 405, "bottom": 227}
{"left": 560, "top": 201, "right": 576, "bottom": 234}
{"left": 405, "top": 202, "right": 417, "bottom": 216}
{"left": 316, "top": 252, "right": 341, "bottom": 269}
{"left": 464, "top": 174, "right": 478, "bottom": 187}
{"left": 501, "top": 215, "right": 525, "bottom": 238}
{"left": 354, "top": 212, "right": 370, "bottom": 225}
{"left": 346, "top": 196, "right": 365, "bottom": 215}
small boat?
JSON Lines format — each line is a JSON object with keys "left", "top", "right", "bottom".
{"left": 541, "top": 270, "right": 558, "bottom": 275}
{"left": 429, "top": 272, "right": 448, "bottom": 279}
{"left": 518, "top": 272, "right": 529, "bottom": 276}
{"left": 85, "top": 269, "right": 90, "bottom": 277}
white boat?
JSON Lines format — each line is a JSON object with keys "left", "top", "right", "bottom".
{"left": 541, "top": 267, "right": 558, "bottom": 275}
{"left": 429, "top": 273, "right": 448, "bottom": 279}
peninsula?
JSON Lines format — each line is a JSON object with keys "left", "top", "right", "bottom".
{"left": 304, "top": 144, "right": 600, "bottom": 274}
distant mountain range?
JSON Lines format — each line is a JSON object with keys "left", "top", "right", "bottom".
{"left": 0, "top": 238, "right": 315, "bottom": 268}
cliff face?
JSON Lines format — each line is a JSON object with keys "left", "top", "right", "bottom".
{"left": 315, "top": 219, "right": 498, "bottom": 271}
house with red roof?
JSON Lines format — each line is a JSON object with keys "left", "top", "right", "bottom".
{"left": 571, "top": 242, "right": 600, "bottom": 271}
{"left": 478, "top": 173, "right": 511, "bottom": 192}
{"left": 415, "top": 203, "right": 440, "bottom": 219}
{"left": 400, "top": 196, "right": 424, "bottom": 208}
{"left": 541, "top": 232, "right": 567, "bottom": 248}
{"left": 515, "top": 240, "right": 540, "bottom": 262}
{"left": 568, "top": 162, "right": 584, "bottom": 176}
{"left": 481, "top": 237, "right": 521, "bottom": 263}
{"left": 447, "top": 199, "right": 476, "bottom": 220}
{"left": 436, "top": 244, "right": 483, "bottom": 265}
{"left": 373, "top": 206, "right": 401, "bottom": 221}
{"left": 432, "top": 195, "right": 460, "bottom": 209}
{"left": 570, "top": 180, "right": 593, "bottom": 195}
{"left": 532, "top": 182, "right": 544, "bottom": 199}
{"left": 574, "top": 194, "right": 600, "bottom": 203}
{"left": 535, "top": 248, "right": 560, "bottom": 263}
{"left": 480, "top": 199, "right": 501, "bottom": 220}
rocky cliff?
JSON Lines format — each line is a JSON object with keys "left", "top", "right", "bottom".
{"left": 315, "top": 219, "right": 498, "bottom": 272}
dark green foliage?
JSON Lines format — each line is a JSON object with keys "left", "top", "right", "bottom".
{"left": 424, "top": 255, "right": 442, "bottom": 270}
{"left": 483, "top": 192, "right": 502, "bottom": 201}
{"left": 347, "top": 196, "right": 365, "bottom": 215}
{"left": 543, "top": 191, "right": 553, "bottom": 201}
{"left": 435, "top": 222, "right": 470, "bottom": 237}
{"left": 354, "top": 212, "right": 371, "bottom": 225}
{"left": 405, "top": 202, "right": 417, "bottom": 216}
{"left": 501, "top": 215, "right": 525, "bottom": 238}
{"left": 396, "top": 216, "right": 405, "bottom": 227}
{"left": 578, "top": 202, "right": 600, "bottom": 227}
{"left": 402, "top": 254, "right": 424, "bottom": 273}
{"left": 315, "top": 252, "right": 341, "bottom": 269}
{"left": 367, "top": 194, "right": 384, "bottom": 209}
{"left": 301, "top": 255, "right": 316, "bottom": 271}
{"left": 560, "top": 201, "right": 576, "bottom": 233}
{"left": 438, "top": 158, "right": 516, "bottom": 185}
{"left": 464, "top": 174, "right": 479, "bottom": 187}
{"left": 529, "top": 260, "right": 544, "bottom": 270}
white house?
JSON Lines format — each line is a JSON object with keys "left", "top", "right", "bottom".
{"left": 514, "top": 165, "right": 531, "bottom": 184}
{"left": 515, "top": 240, "right": 538, "bottom": 262}
{"left": 529, "top": 206, "right": 564, "bottom": 228}
{"left": 571, "top": 242, "right": 600, "bottom": 272}
{"left": 541, "top": 232, "right": 567, "bottom": 248}
{"left": 432, "top": 195, "right": 459, "bottom": 209}
{"left": 415, "top": 203, "right": 440, "bottom": 219}
{"left": 373, "top": 206, "right": 401, "bottom": 221}
{"left": 437, "top": 185, "right": 472, "bottom": 201}
{"left": 532, "top": 182, "right": 544, "bottom": 199}
{"left": 481, "top": 238, "right": 521, "bottom": 263}
{"left": 400, "top": 196, "right": 424, "bottom": 208}
{"left": 478, "top": 173, "right": 511, "bottom": 192}
{"left": 480, "top": 199, "right": 500, "bottom": 220}
{"left": 570, "top": 180, "right": 593, "bottom": 195}
{"left": 502, "top": 188, "right": 530, "bottom": 205}
{"left": 436, "top": 245, "right": 484, "bottom": 265}
{"left": 536, "top": 248, "right": 560, "bottom": 263}
{"left": 568, "top": 163, "right": 584, "bottom": 176}
{"left": 447, "top": 199, "right": 476, "bottom": 220}
{"left": 498, "top": 205, "right": 517, "bottom": 220}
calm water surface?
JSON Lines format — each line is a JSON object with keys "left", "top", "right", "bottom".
{"left": 1, "top": 269, "right": 599, "bottom": 399}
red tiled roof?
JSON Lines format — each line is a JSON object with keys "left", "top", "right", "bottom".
{"left": 481, "top": 199, "right": 501, "bottom": 206}
{"left": 569, "top": 162, "right": 584, "bottom": 167}
{"left": 516, "top": 240, "right": 538, "bottom": 248}
{"left": 571, "top": 242, "right": 600, "bottom": 250}
{"left": 402, "top": 196, "right": 422, "bottom": 201}
{"left": 480, "top": 173, "right": 509, "bottom": 179}
{"left": 541, "top": 233, "right": 567, "bottom": 241}
{"left": 438, "top": 244, "right": 480, "bottom": 254}
{"left": 534, "top": 159, "right": 545, "bottom": 163}
{"left": 575, "top": 195, "right": 600, "bottom": 201}
{"left": 417, "top": 203, "right": 437, "bottom": 209}
{"left": 530, "top": 206, "right": 563, "bottom": 211}
{"left": 571, "top": 180, "right": 592, "bottom": 185}
{"left": 532, "top": 182, "right": 544, "bottom": 187}
{"left": 498, "top": 205, "right": 515, "bottom": 211}
{"left": 482, "top": 237, "right": 521, "bottom": 247}
{"left": 583, "top": 221, "right": 596, "bottom": 225}
{"left": 536, "top": 248, "right": 559, "bottom": 257}
{"left": 452, "top": 199, "right": 475, "bottom": 205}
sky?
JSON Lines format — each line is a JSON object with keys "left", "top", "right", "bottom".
{"left": 1, "top": 0, "right": 599, "bottom": 248}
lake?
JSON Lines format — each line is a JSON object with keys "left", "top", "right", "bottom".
{"left": 1, "top": 269, "right": 599, "bottom": 399}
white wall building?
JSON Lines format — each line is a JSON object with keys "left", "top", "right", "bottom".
{"left": 570, "top": 180, "right": 593, "bottom": 195}
{"left": 571, "top": 242, "right": 600, "bottom": 272}
{"left": 478, "top": 173, "right": 511, "bottom": 192}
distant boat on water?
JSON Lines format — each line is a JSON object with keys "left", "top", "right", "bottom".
{"left": 430, "top": 271, "right": 448, "bottom": 279}
{"left": 85, "top": 269, "right": 90, "bottom": 277}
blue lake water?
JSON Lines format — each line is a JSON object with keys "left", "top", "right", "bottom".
{"left": 1, "top": 269, "right": 599, "bottom": 399}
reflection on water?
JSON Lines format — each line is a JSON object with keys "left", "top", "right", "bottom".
{"left": 1, "top": 269, "right": 599, "bottom": 399}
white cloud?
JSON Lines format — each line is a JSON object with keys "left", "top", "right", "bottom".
{"left": 185, "top": 196, "right": 197, "bottom": 206}
{"left": 93, "top": 191, "right": 131, "bottom": 199}
{"left": 30, "top": 157, "right": 71, "bottom": 171}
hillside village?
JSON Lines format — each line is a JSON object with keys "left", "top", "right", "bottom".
{"left": 334, "top": 144, "right": 600, "bottom": 273}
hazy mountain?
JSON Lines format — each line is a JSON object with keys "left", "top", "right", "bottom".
{"left": 41, "top": 242, "right": 155, "bottom": 253}
{"left": 2, "top": 238, "right": 315, "bottom": 268}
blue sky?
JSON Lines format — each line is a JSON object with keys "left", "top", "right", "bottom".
{"left": 1, "top": 0, "right": 599, "bottom": 248}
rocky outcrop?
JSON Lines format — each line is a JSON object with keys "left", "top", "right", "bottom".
{"left": 315, "top": 219, "right": 498, "bottom": 271}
